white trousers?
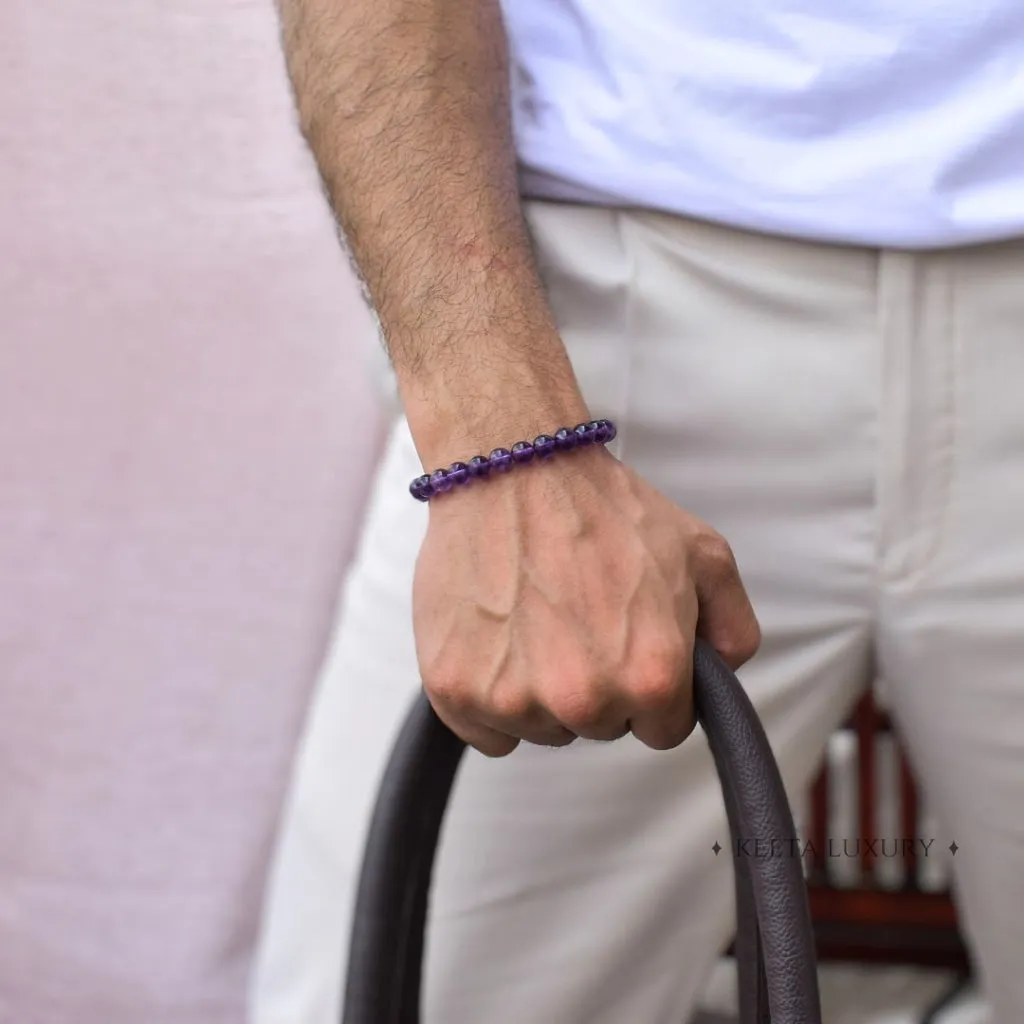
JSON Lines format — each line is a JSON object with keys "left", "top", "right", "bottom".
{"left": 254, "top": 202, "right": 1024, "bottom": 1023}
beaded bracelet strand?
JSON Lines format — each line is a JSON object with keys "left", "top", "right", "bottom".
{"left": 409, "top": 418, "right": 617, "bottom": 502}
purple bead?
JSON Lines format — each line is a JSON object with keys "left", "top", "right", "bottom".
{"left": 594, "top": 419, "right": 616, "bottom": 443}
{"left": 467, "top": 455, "right": 490, "bottom": 478}
{"left": 574, "top": 421, "right": 598, "bottom": 445}
{"left": 554, "top": 427, "right": 577, "bottom": 452}
{"left": 447, "top": 461, "right": 470, "bottom": 486}
{"left": 532, "top": 433, "right": 557, "bottom": 458}
{"left": 409, "top": 474, "right": 433, "bottom": 501}
{"left": 430, "top": 468, "right": 453, "bottom": 493}
{"left": 602, "top": 419, "right": 617, "bottom": 442}
{"left": 488, "top": 447, "right": 513, "bottom": 472}
{"left": 511, "top": 441, "right": 535, "bottom": 464}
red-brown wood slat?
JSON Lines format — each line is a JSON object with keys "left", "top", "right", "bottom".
{"left": 810, "top": 762, "right": 829, "bottom": 879}
{"left": 899, "top": 745, "right": 919, "bottom": 888}
{"left": 808, "top": 887, "right": 959, "bottom": 928}
{"left": 856, "top": 691, "right": 877, "bottom": 879}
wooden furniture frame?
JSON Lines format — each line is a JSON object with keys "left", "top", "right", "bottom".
{"left": 804, "top": 688, "right": 970, "bottom": 972}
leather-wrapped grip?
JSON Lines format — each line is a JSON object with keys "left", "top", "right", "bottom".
{"left": 341, "top": 638, "right": 822, "bottom": 1023}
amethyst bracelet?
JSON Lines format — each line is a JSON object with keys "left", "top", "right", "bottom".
{"left": 409, "top": 419, "right": 617, "bottom": 502}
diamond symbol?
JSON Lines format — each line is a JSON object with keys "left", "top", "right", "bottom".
{"left": 949, "top": 842, "right": 959, "bottom": 856}
{"left": 712, "top": 842, "right": 722, "bottom": 856}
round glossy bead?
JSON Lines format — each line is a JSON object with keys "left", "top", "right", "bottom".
{"left": 467, "top": 455, "right": 490, "bottom": 478}
{"left": 533, "top": 433, "right": 557, "bottom": 458}
{"left": 409, "top": 474, "right": 433, "bottom": 501}
{"left": 554, "top": 427, "right": 578, "bottom": 452}
{"left": 574, "top": 421, "right": 598, "bottom": 445}
{"left": 430, "top": 468, "right": 453, "bottom": 494}
{"left": 602, "top": 419, "right": 618, "bottom": 442}
{"left": 511, "top": 441, "right": 535, "bottom": 464}
{"left": 489, "top": 447, "right": 513, "bottom": 472}
{"left": 594, "top": 419, "right": 616, "bottom": 443}
{"left": 447, "top": 461, "right": 470, "bottom": 486}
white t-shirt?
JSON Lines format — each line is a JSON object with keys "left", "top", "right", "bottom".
{"left": 502, "top": 1, "right": 1024, "bottom": 248}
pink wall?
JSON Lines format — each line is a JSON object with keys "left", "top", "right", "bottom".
{"left": 0, "top": 2, "right": 385, "bottom": 1020}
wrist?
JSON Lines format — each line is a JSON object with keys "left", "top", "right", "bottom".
{"left": 398, "top": 364, "right": 592, "bottom": 470}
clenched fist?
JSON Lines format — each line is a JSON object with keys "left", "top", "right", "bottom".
{"left": 413, "top": 444, "right": 760, "bottom": 756}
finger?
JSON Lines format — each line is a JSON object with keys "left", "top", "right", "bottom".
{"left": 429, "top": 698, "right": 521, "bottom": 758}
{"left": 622, "top": 594, "right": 698, "bottom": 750}
{"left": 626, "top": 650, "right": 696, "bottom": 751}
{"left": 520, "top": 725, "right": 578, "bottom": 748}
{"left": 690, "top": 531, "right": 761, "bottom": 669}
{"left": 478, "top": 700, "right": 580, "bottom": 748}
{"left": 543, "top": 683, "right": 631, "bottom": 743}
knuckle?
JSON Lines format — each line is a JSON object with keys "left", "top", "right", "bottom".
{"left": 546, "top": 682, "right": 611, "bottom": 731}
{"left": 694, "top": 529, "right": 737, "bottom": 575}
{"left": 424, "top": 673, "right": 471, "bottom": 712}
{"left": 623, "top": 647, "right": 686, "bottom": 710}
{"left": 487, "top": 685, "right": 534, "bottom": 723}
{"left": 625, "top": 673, "right": 679, "bottom": 712}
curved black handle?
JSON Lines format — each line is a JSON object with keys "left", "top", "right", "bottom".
{"left": 341, "top": 639, "right": 822, "bottom": 1024}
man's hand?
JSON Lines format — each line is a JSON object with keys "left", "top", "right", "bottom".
{"left": 277, "top": 0, "right": 759, "bottom": 753}
{"left": 414, "top": 445, "right": 761, "bottom": 756}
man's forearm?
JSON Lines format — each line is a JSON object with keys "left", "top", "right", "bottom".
{"left": 277, "top": 0, "right": 590, "bottom": 463}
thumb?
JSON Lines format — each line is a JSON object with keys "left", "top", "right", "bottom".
{"left": 690, "top": 531, "right": 761, "bottom": 669}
